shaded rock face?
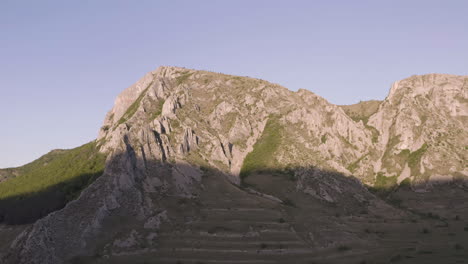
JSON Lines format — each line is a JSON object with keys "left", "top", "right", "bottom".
{"left": 2, "top": 67, "right": 467, "bottom": 263}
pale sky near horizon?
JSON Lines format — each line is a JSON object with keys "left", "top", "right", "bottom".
{"left": 1, "top": 0, "right": 467, "bottom": 168}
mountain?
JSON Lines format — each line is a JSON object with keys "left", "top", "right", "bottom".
{"left": 367, "top": 74, "right": 467, "bottom": 186}
{"left": 1, "top": 67, "right": 467, "bottom": 264}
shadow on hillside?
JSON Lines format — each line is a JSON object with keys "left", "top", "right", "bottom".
{"left": 0, "top": 149, "right": 467, "bottom": 227}
{"left": 0, "top": 170, "right": 103, "bottom": 225}
{"left": 2, "top": 149, "right": 468, "bottom": 264}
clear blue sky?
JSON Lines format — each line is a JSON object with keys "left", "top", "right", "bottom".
{"left": 1, "top": 0, "right": 467, "bottom": 168}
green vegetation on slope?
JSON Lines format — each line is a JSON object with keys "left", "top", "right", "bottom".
{"left": 240, "top": 117, "right": 283, "bottom": 179}
{"left": 0, "top": 149, "right": 67, "bottom": 181}
{"left": 118, "top": 86, "right": 151, "bottom": 125}
{"left": 367, "top": 173, "right": 399, "bottom": 200}
{"left": 381, "top": 136, "right": 407, "bottom": 175}
{"left": 408, "top": 143, "right": 428, "bottom": 173}
{"left": 374, "top": 173, "right": 397, "bottom": 190}
{"left": 339, "top": 100, "right": 382, "bottom": 144}
{"left": 368, "top": 172, "right": 398, "bottom": 195}
{"left": 339, "top": 100, "right": 381, "bottom": 125}
{"left": 321, "top": 134, "right": 327, "bottom": 144}
{"left": 0, "top": 141, "right": 106, "bottom": 224}
{"left": 176, "top": 71, "right": 193, "bottom": 86}
{"left": 347, "top": 153, "right": 368, "bottom": 173}
{"left": 0, "top": 141, "right": 106, "bottom": 200}
{"left": 148, "top": 99, "right": 165, "bottom": 121}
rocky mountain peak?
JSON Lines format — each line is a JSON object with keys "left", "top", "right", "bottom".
{"left": 386, "top": 74, "right": 467, "bottom": 113}
{"left": 1, "top": 67, "right": 467, "bottom": 264}
{"left": 95, "top": 67, "right": 466, "bottom": 187}
{"left": 367, "top": 73, "right": 467, "bottom": 186}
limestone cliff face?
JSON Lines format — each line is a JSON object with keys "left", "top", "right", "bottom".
{"left": 3, "top": 67, "right": 467, "bottom": 263}
{"left": 366, "top": 74, "right": 468, "bottom": 186}
{"left": 97, "top": 67, "right": 376, "bottom": 181}
{"left": 93, "top": 67, "right": 465, "bottom": 187}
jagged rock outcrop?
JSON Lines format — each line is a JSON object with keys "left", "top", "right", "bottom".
{"left": 365, "top": 74, "right": 468, "bottom": 187}
{"left": 2, "top": 67, "right": 467, "bottom": 263}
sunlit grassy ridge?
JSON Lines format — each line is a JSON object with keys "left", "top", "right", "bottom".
{"left": 0, "top": 141, "right": 106, "bottom": 200}
{"left": 0, "top": 149, "right": 67, "bottom": 180}
{"left": 240, "top": 117, "right": 283, "bottom": 179}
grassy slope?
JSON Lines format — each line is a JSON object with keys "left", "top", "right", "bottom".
{"left": 240, "top": 117, "right": 283, "bottom": 180}
{"left": 339, "top": 100, "right": 381, "bottom": 124}
{"left": 0, "top": 141, "right": 106, "bottom": 224}
{"left": 0, "top": 149, "right": 68, "bottom": 181}
{"left": 0, "top": 141, "right": 106, "bottom": 200}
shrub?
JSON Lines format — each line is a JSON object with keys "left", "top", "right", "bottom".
{"left": 417, "top": 250, "right": 432, "bottom": 254}
{"left": 390, "top": 254, "right": 403, "bottom": 262}
{"left": 321, "top": 134, "right": 327, "bottom": 144}
{"left": 399, "top": 177, "right": 412, "bottom": 188}
{"left": 282, "top": 198, "right": 296, "bottom": 207}
{"left": 337, "top": 245, "right": 351, "bottom": 251}
{"left": 369, "top": 173, "right": 398, "bottom": 195}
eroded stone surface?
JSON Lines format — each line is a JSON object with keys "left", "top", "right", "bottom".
{"left": 2, "top": 67, "right": 467, "bottom": 263}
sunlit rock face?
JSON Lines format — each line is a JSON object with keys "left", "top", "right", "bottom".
{"left": 367, "top": 74, "right": 468, "bottom": 186}
{"left": 2, "top": 67, "right": 467, "bottom": 264}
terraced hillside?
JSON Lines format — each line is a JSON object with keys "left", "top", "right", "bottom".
{"left": 71, "top": 165, "right": 468, "bottom": 264}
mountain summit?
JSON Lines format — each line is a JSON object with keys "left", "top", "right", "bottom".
{"left": 1, "top": 67, "right": 467, "bottom": 264}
